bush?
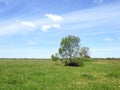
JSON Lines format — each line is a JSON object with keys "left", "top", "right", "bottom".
{"left": 64, "top": 58, "right": 84, "bottom": 66}
{"left": 74, "top": 58, "right": 84, "bottom": 66}
{"left": 51, "top": 54, "right": 59, "bottom": 62}
{"left": 65, "top": 61, "right": 79, "bottom": 66}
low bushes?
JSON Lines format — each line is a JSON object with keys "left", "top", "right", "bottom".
{"left": 65, "top": 61, "right": 79, "bottom": 66}
{"left": 64, "top": 58, "right": 84, "bottom": 67}
{"left": 52, "top": 57, "right": 92, "bottom": 66}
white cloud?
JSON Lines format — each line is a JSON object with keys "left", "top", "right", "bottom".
{"left": 93, "top": 0, "right": 104, "bottom": 3}
{"left": 41, "top": 25, "right": 52, "bottom": 32}
{"left": 45, "top": 14, "right": 63, "bottom": 21}
{"left": 41, "top": 24, "right": 61, "bottom": 32}
{"left": 0, "top": 16, "right": 62, "bottom": 35}
{"left": 53, "top": 24, "right": 61, "bottom": 28}
{"left": 0, "top": 20, "right": 36, "bottom": 36}
{"left": 104, "top": 38, "right": 113, "bottom": 41}
{"left": 41, "top": 14, "right": 63, "bottom": 32}
{"left": 16, "top": 20, "right": 36, "bottom": 28}
{"left": 1, "top": 2, "right": 119, "bottom": 36}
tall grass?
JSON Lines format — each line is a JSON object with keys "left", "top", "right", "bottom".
{"left": 0, "top": 59, "right": 120, "bottom": 90}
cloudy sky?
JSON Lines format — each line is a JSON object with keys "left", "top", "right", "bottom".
{"left": 0, "top": 0, "right": 120, "bottom": 58}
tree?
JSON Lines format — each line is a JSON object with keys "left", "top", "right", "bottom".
{"left": 59, "top": 35, "right": 80, "bottom": 62}
{"left": 51, "top": 53, "right": 59, "bottom": 62}
{"left": 80, "top": 47, "right": 90, "bottom": 58}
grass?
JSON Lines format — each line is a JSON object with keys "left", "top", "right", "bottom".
{"left": 0, "top": 59, "right": 120, "bottom": 90}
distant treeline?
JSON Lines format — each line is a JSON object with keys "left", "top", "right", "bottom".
{"left": 0, "top": 58, "right": 120, "bottom": 60}
{"left": 0, "top": 58, "right": 51, "bottom": 60}
{"left": 93, "top": 58, "right": 120, "bottom": 60}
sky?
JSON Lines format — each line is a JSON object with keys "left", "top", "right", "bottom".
{"left": 0, "top": 0, "right": 120, "bottom": 58}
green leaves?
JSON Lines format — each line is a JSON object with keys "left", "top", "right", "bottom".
{"left": 59, "top": 35, "right": 80, "bottom": 61}
{"left": 51, "top": 54, "right": 59, "bottom": 62}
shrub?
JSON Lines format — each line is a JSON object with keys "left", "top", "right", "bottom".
{"left": 51, "top": 54, "right": 59, "bottom": 62}
{"left": 65, "top": 58, "right": 84, "bottom": 66}
{"left": 74, "top": 58, "right": 84, "bottom": 66}
{"left": 65, "top": 61, "right": 79, "bottom": 66}
{"left": 107, "top": 57, "right": 112, "bottom": 60}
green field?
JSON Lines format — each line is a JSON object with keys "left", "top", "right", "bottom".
{"left": 0, "top": 59, "right": 120, "bottom": 90}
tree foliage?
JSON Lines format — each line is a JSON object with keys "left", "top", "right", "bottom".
{"left": 59, "top": 35, "right": 80, "bottom": 62}
{"left": 51, "top": 35, "right": 91, "bottom": 66}
{"left": 80, "top": 47, "right": 90, "bottom": 58}
{"left": 51, "top": 53, "right": 59, "bottom": 62}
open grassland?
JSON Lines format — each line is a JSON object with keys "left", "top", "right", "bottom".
{"left": 0, "top": 59, "right": 120, "bottom": 90}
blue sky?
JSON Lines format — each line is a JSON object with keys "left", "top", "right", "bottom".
{"left": 0, "top": 0, "right": 120, "bottom": 58}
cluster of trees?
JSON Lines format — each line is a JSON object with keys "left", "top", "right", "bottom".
{"left": 51, "top": 35, "right": 90, "bottom": 66}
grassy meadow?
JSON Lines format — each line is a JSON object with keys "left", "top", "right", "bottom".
{"left": 0, "top": 59, "right": 120, "bottom": 90}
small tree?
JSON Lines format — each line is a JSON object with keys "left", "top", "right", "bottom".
{"left": 51, "top": 35, "right": 91, "bottom": 66}
{"left": 80, "top": 47, "right": 90, "bottom": 58}
{"left": 51, "top": 53, "right": 59, "bottom": 62}
{"left": 59, "top": 35, "right": 80, "bottom": 62}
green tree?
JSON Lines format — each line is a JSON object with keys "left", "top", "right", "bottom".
{"left": 51, "top": 53, "right": 59, "bottom": 62}
{"left": 59, "top": 35, "right": 80, "bottom": 62}
{"left": 80, "top": 47, "right": 90, "bottom": 58}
